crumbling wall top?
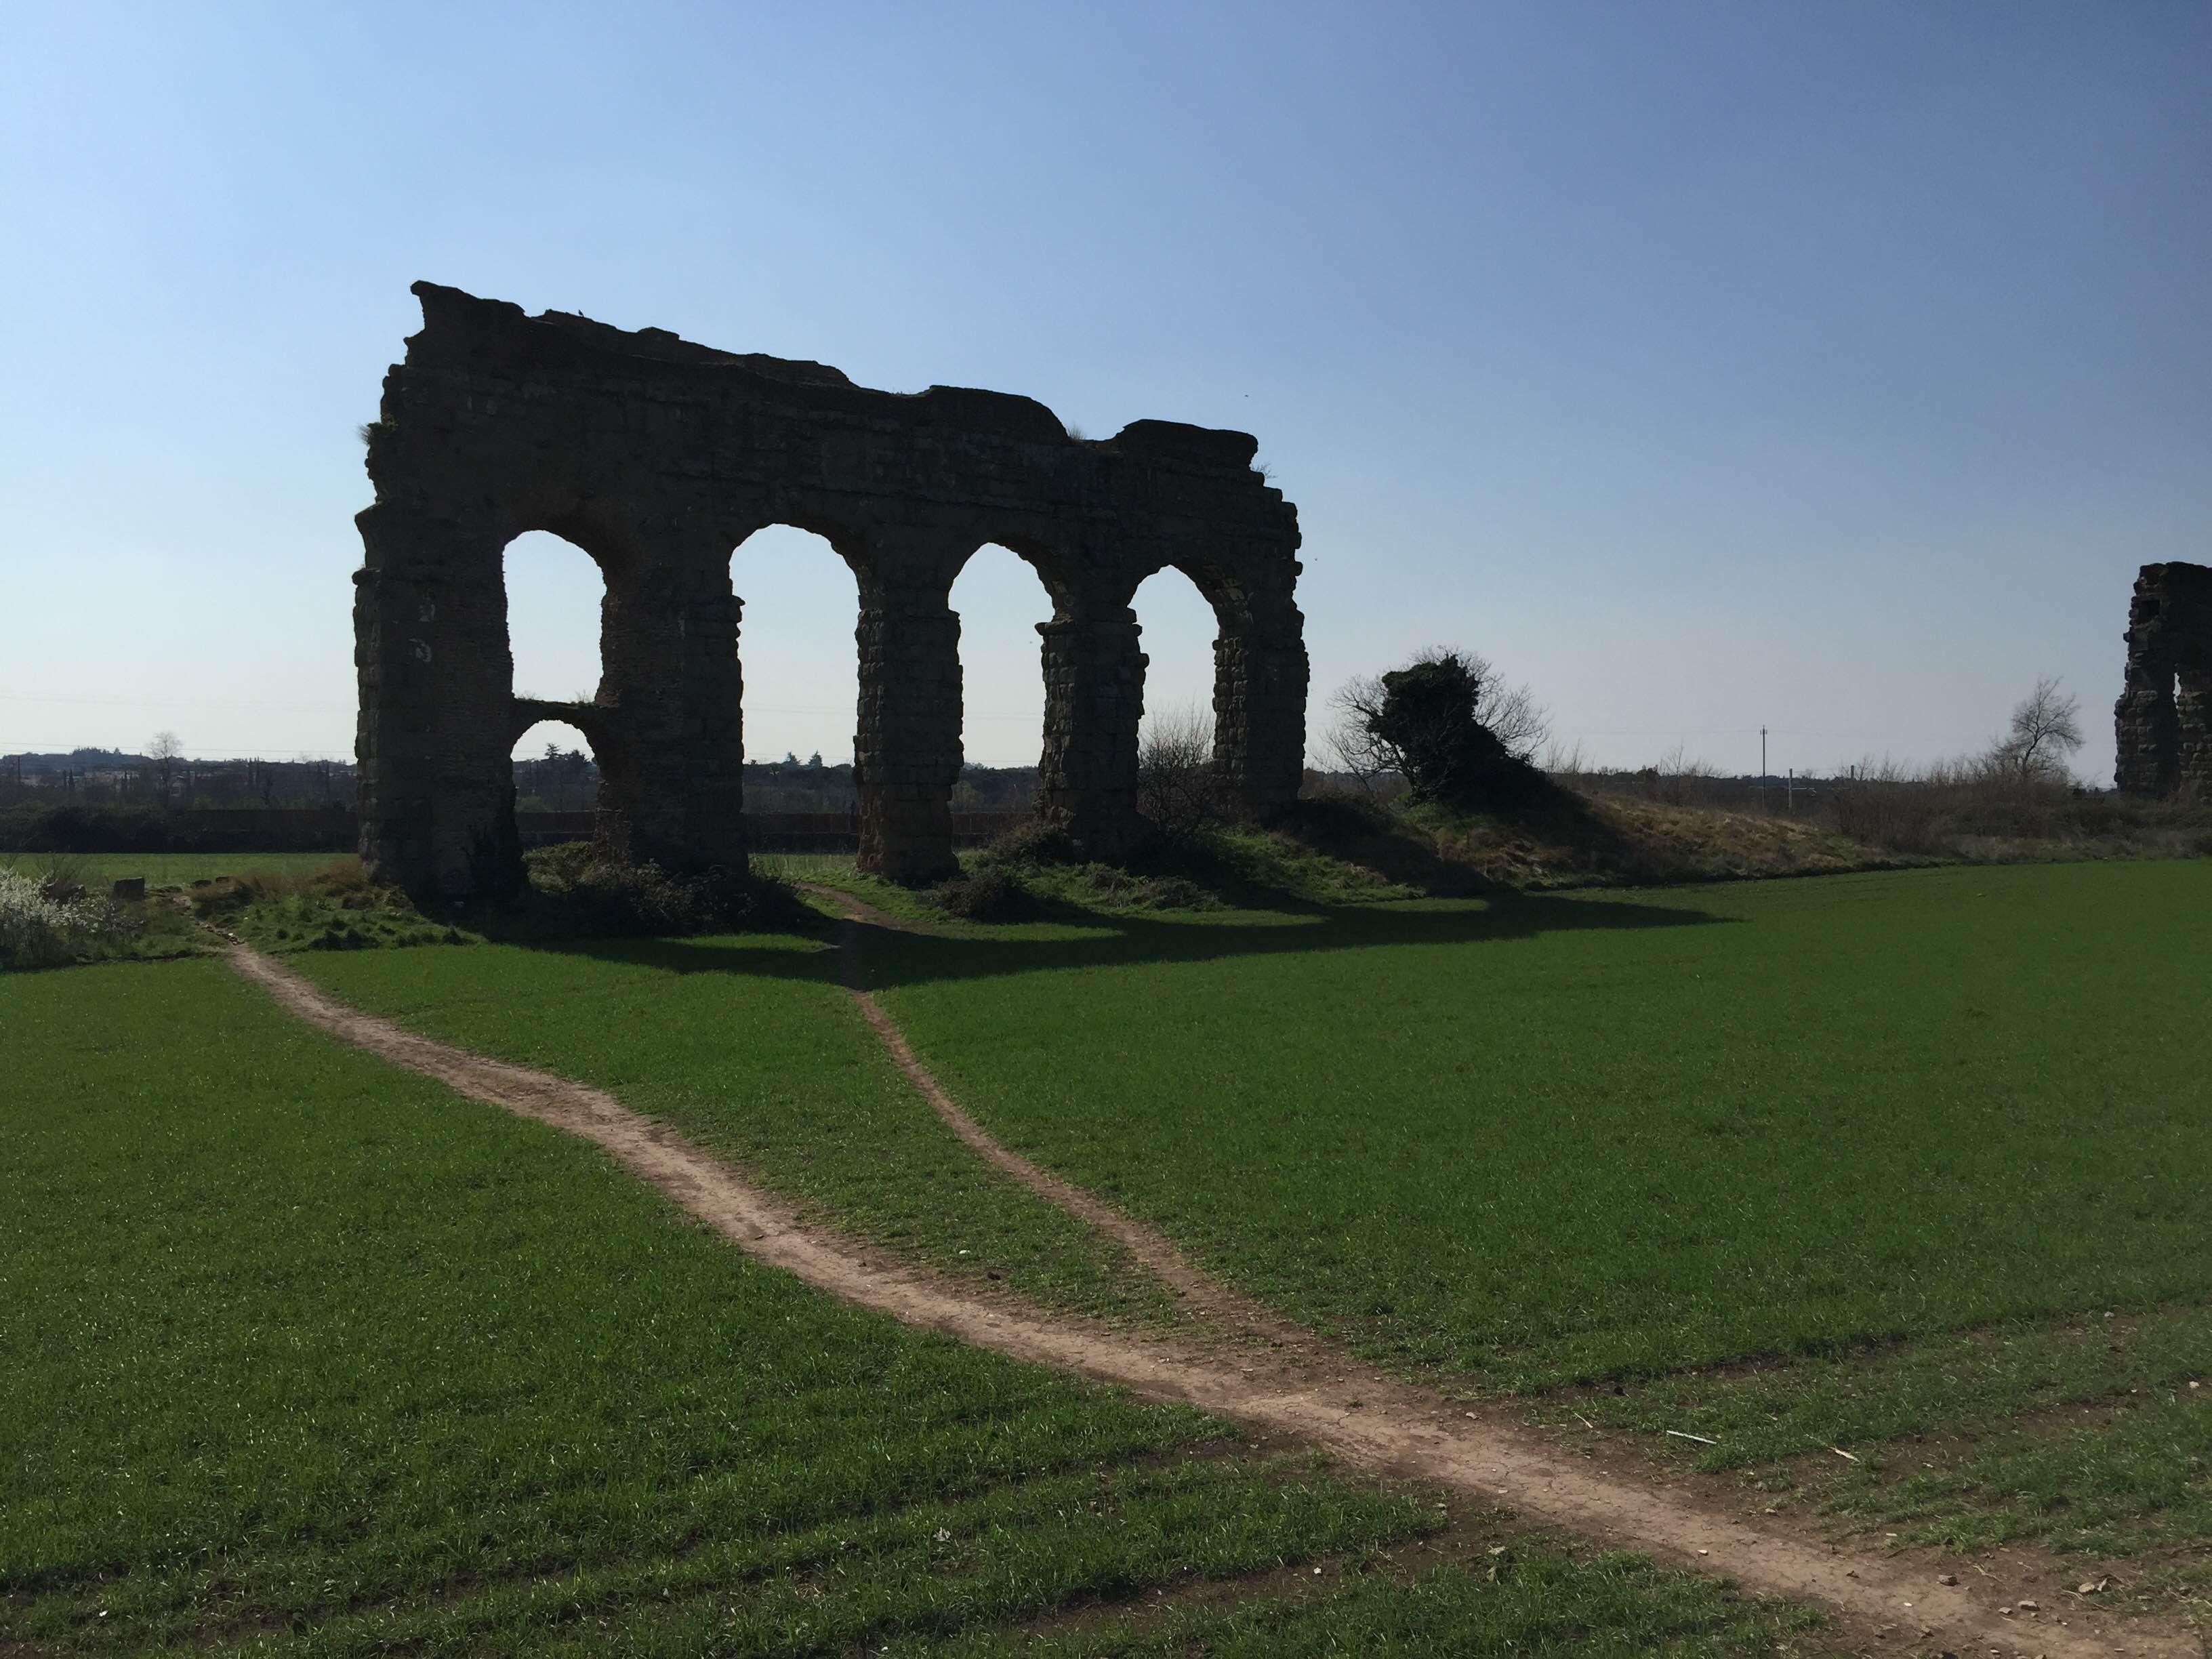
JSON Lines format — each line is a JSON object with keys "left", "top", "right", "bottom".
{"left": 396, "top": 281, "right": 1268, "bottom": 473}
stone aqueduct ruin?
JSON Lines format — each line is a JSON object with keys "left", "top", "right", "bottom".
{"left": 354, "top": 283, "right": 1307, "bottom": 899}
{"left": 2115, "top": 560, "right": 2212, "bottom": 802}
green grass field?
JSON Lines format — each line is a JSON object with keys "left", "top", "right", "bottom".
{"left": 859, "top": 861, "right": 2212, "bottom": 1386}
{"left": 275, "top": 925, "right": 1183, "bottom": 1326}
{"left": 852, "top": 857, "right": 2212, "bottom": 1587}
{"left": 2, "top": 958, "right": 1809, "bottom": 1655}
{"left": 2, "top": 850, "right": 350, "bottom": 885}
{"left": 26, "top": 855, "right": 2211, "bottom": 1644}
{"left": 289, "top": 857, "right": 2212, "bottom": 1604}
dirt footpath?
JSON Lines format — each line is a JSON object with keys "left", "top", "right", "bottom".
{"left": 229, "top": 936, "right": 2197, "bottom": 1659}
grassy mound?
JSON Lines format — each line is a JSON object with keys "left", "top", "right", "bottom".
{"left": 181, "top": 844, "right": 806, "bottom": 954}
{"left": 1407, "top": 792, "right": 1900, "bottom": 889}
{"left": 188, "top": 857, "right": 466, "bottom": 951}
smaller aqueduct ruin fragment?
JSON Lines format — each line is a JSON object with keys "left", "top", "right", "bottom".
{"left": 2114, "top": 561, "right": 2212, "bottom": 801}
{"left": 354, "top": 283, "right": 1307, "bottom": 900}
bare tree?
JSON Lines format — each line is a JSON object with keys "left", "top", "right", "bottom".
{"left": 1540, "top": 735, "right": 1590, "bottom": 777}
{"left": 1989, "top": 675, "right": 2083, "bottom": 787}
{"left": 146, "top": 731, "right": 184, "bottom": 808}
{"left": 1646, "top": 743, "right": 1723, "bottom": 807}
{"left": 1136, "top": 703, "right": 1218, "bottom": 836}
{"left": 1476, "top": 672, "right": 1551, "bottom": 761}
{"left": 1323, "top": 673, "right": 1398, "bottom": 797}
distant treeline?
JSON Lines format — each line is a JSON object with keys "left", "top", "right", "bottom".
{"left": 8, "top": 744, "right": 1038, "bottom": 820}
{"left": 5, "top": 754, "right": 1046, "bottom": 854}
{"left": 517, "top": 746, "right": 1040, "bottom": 815}
{"left": 0, "top": 802, "right": 357, "bottom": 855}
{"left": 2, "top": 748, "right": 356, "bottom": 811}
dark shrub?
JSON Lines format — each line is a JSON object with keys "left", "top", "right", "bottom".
{"left": 523, "top": 842, "right": 800, "bottom": 935}
{"left": 977, "top": 818, "right": 1078, "bottom": 869}
{"left": 925, "top": 867, "right": 1033, "bottom": 922}
{"left": 1367, "top": 655, "right": 1547, "bottom": 806}
{"left": 34, "top": 855, "right": 93, "bottom": 904}
{"left": 571, "top": 861, "right": 796, "bottom": 934}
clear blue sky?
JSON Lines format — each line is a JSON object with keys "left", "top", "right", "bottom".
{"left": 4, "top": 1, "right": 2205, "bottom": 779}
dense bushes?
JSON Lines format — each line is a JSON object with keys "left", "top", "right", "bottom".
{"left": 973, "top": 818, "right": 1078, "bottom": 869}
{"left": 922, "top": 866, "right": 1034, "bottom": 922}
{"left": 522, "top": 842, "right": 800, "bottom": 934}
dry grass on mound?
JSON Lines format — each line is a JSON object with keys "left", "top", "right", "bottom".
{"left": 1426, "top": 794, "right": 1908, "bottom": 890}
{"left": 1276, "top": 790, "right": 1908, "bottom": 895}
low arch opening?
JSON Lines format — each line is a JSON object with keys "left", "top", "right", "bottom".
{"left": 1131, "top": 565, "right": 1226, "bottom": 760}
{"left": 731, "top": 525, "right": 859, "bottom": 815}
{"left": 512, "top": 719, "right": 598, "bottom": 825}
{"left": 949, "top": 543, "right": 1057, "bottom": 817}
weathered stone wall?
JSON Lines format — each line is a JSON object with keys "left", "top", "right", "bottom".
{"left": 354, "top": 283, "right": 1306, "bottom": 899}
{"left": 2114, "top": 561, "right": 2212, "bottom": 801}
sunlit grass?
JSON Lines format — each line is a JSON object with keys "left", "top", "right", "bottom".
{"left": 3, "top": 961, "right": 1439, "bottom": 1654}
{"left": 869, "top": 861, "right": 2212, "bottom": 1389}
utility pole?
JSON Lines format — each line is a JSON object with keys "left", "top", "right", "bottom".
{"left": 1759, "top": 725, "right": 1769, "bottom": 813}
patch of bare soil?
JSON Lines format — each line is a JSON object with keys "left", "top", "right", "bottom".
{"left": 228, "top": 935, "right": 2195, "bottom": 1659}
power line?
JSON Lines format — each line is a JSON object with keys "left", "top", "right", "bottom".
{"left": 3, "top": 743, "right": 354, "bottom": 762}
{"left": 0, "top": 692, "right": 354, "bottom": 712}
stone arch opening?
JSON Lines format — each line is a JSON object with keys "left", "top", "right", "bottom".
{"left": 512, "top": 718, "right": 598, "bottom": 817}
{"left": 1132, "top": 565, "right": 1227, "bottom": 760}
{"left": 731, "top": 527, "right": 861, "bottom": 819}
{"left": 504, "top": 530, "right": 608, "bottom": 709}
{"left": 949, "top": 545, "right": 1057, "bottom": 813}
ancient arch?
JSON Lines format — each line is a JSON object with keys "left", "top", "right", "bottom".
{"left": 353, "top": 283, "right": 1306, "bottom": 899}
{"left": 2115, "top": 560, "right": 2212, "bottom": 800}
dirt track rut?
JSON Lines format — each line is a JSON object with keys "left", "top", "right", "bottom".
{"left": 227, "top": 935, "right": 2195, "bottom": 1659}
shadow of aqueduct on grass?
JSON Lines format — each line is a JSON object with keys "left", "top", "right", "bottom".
{"left": 480, "top": 883, "right": 1735, "bottom": 998}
